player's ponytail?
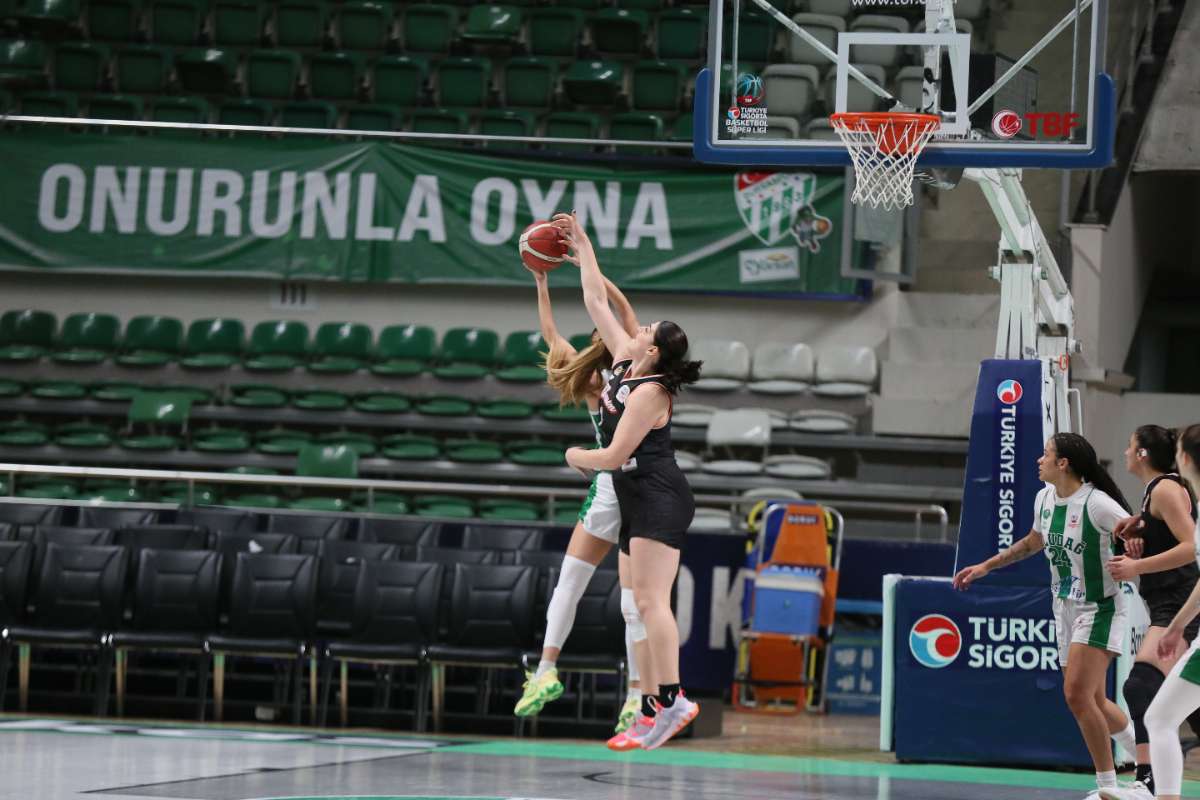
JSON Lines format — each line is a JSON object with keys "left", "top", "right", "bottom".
{"left": 543, "top": 332, "right": 612, "bottom": 408}
{"left": 1134, "top": 424, "right": 1178, "bottom": 473}
{"left": 1052, "top": 432, "right": 1132, "bottom": 513}
{"left": 1177, "top": 424, "right": 1200, "bottom": 492}
{"left": 653, "top": 320, "right": 702, "bottom": 394}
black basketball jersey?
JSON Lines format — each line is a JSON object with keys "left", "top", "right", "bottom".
{"left": 597, "top": 358, "right": 675, "bottom": 468}
{"left": 1139, "top": 473, "right": 1199, "bottom": 593}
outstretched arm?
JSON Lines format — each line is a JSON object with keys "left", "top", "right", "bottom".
{"left": 952, "top": 529, "right": 1045, "bottom": 590}
{"left": 604, "top": 277, "right": 639, "bottom": 337}
{"left": 531, "top": 269, "right": 570, "bottom": 352}
{"left": 552, "top": 213, "right": 633, "bottom": 358}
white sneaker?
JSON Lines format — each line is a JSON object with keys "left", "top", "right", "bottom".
{"left": 1097, "top": 781, "right": 1153, "bottom": 800}
{"left": 637, "top": 692, "right": 700, "bottom": 750}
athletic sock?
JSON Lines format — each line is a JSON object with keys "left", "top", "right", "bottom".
{"left": 1096, "top": 770, "right": 1117, "bottom": 789}
{"left": 626, "top": 688, "right": 642, "bottom": 705}
{"left": 1112, "top": 720, "right": 1136, "bottom": 760}
{"left": 1135, "top": 764, "right": 1154, "bottom": 792}
{"left": 641, "top": 694, "right": 657, "bottom": 718}
{"left": 657, "top": 683, "right": 681, "bottom": 708}
{"left": 534, "top": 659, "right": 556, "bottom": 679}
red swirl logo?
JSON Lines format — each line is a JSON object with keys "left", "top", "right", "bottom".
{"left": 991, "top": 110, "right": 1022, "bottom": 139}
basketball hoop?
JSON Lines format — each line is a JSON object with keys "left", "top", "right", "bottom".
{"left": 830, "top": 112, "right": 941, "bottom": 211}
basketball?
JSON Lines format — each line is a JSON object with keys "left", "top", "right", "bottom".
{"left": 518, "top": 221, "right": 567, "bottom": 272}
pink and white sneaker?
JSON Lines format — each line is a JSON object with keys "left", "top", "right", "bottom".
{"left": 638, "top": 692, "right": 700, "bottom": 750}
{"left": 607, "top": 713, "right": 655, "bottom": 751}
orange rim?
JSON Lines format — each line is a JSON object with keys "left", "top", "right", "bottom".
{"left": 830, "top": 112, "right": 940, "bottom": 155}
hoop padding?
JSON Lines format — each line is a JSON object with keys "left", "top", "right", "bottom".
{"left": 830, "top": 112, "right": 940, "bottom": 211}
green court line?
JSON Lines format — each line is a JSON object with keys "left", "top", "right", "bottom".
{"left": 449, "top": 740, "right": 1200, "bottom": 794}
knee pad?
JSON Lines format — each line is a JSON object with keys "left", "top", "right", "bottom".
{"left": 621, "top": 588, "right": 647, "bottom": 642}
{"left": 1124, "top": 662, "right": 1165, "bottom": 743}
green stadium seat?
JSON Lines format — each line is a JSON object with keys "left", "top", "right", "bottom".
{"left": 592, "top": 8, "right": 649, "bottom": 56}
{"left": 556, "top": 0, "right": 604, "bottom": 9}
{"left": 434, "top": 327, "right": 498, "bottom": 379}
{"left": 308, "top": 321, "right": 371, "bottom": 373}
{"left": 0, "top": 420, "right": 49, "bottom": 447}
{"left": 231, "top": 383, "right": 289, "bottom": 408}
{"left": 478, "top": 498, "right": 542, "bottom": 522}
{"left": 255, "top": 427, "right": 310, "bottom": 454}
{"left": 496, "top": 330, "right": 547, "bottom": 382}
{"left": 669, "top": 112, "right": 693, "bottom": 144}
{"left": 31, "top": 379, "right": 88, "bottom": 399}
{"left": 540, "top": 400, "right": 591, "bottom": 422}
{"left": 245, "top": 320, "right": 308, "bottom": 371}
{"left": 371, "top": 323, "right": 434, "bottom": 377}
{"left": 402, "top": 5, "right": 457, "bottom": 55}
{"left": 246, "top": 49, "right": 301, "bottom": 100}
{"left": 562, "top": 60, "right": 624, "bottom": 106}
{"left": 156, "top": 481, "right": 217, "bottom": 505}
{"left": 336, "top": 0, "right": 391, "bottom": 51}
{"left": 55, "top": 422, "right": 114, "bottom": 448}
{"left": 318, "top": 430, "right": 375, "bottom": 456}
{"left": 371, "top": 54, "right": 425, "bottom": 107}
{"left": 567, "top": 332, "right": 594, "bottom": 350}
{"left": 79, "top": 482, "right": 145, "bottom": 503}
{"left": 355, "top": 493, "right": 408, "bottom": 515}
{"left": 19, "top": 89, "right": 76, "bottom": 116}
{"left": 503, "top": 56, "right": 556, "bottom": 109}
{"left": 724, "top": 11, "right": 774, "bottom": 63}
{"left": 149, "top": 0, "right": 206, "bottom": 45}
{"left": 17, "top": 479, "right": 79, "bottom": 499}
{"left": 436, "top": 56, "right": 491, "bottom": 108}
{"left": 410, "top": 108, "right": 467, "bottom": 135}
{"left": 293, "top": 445, "right": 358, "bottom": 512}
{"left": 191, "top": 425, "right": 252, "bottom": 452}
{"left": 212, "top": 0, "right": 264, "bottom": 47}
{"left": 461, "top": 5, "right": 522, "bottom": 45}
{"left": 478, "top": 109, "right": 534, "bottom": 145}
{"left": 218, "top": 98, "right": 273, "bottom": 127}
{"left": 344, "top": 103, "right": 400, "bottom": 131}
{"left": 222, "top": 465, "right": 282, "bottom": 509}
{"left": 476, "top": 398, "right": 534, "bottom": 419}
{"left": 52, "top": 312, "right": 119, "bottom": 364}
{"left": 542, "top": 110, "right": 601, "bottom": 152}
{"left": 275, "top": 0, "right": 328, "bottom": 49}
{"left": 176, "top": 48, "right": 238, "bottom": 95}
{"left": 88, "top": 93, "right": 144, "bottom": 120}
{"left": 119, "top": 391, "right": 192, "bottom": 450}
{"left": 292, "top": 389, "right": 349, "bottom": 410}
{"left": 414, "top": 494, "right": 473, "bottom": 518}
{"left": 0, "top": 378, "right": 22, "bottom": 397}
{"left": 0, "top": 309, "right": 55, "bottom": 361}
{"left": 87, "top": 0, "right": 143, "bottom": 42}
{"left": 617, "top": 0, "right": 664, "bottom": 9}
{"left": 506, "top": 439, "right": 567, "bottom": 467}
{"left": 526, "top": 8, "right": 583, "bottom": 58}
{"left": 308, "top": 51, "right": 364, "bottom": 101}
{"left": 150, "top": 95, "right": 209, "bottom": 129}
{"left": 0, "top": 39, "right": 48, "bottom": 88}
{"left": 551, "top": 502, "right": 583, "bottom": 525}
{"left": 657, "top": 8, "right": 707, "bottom": 61}
{"left": 633, "top": 59, "right": 685, "bottom": 111}
{"left": 0, "top": 89, "right": 11, "bottom": 112}
{"left": 54, "top": 42, "right": 109, "bottom": 92}
{"left": 181, "top": 317, "right": 244, "bottom": 369}
{"left": 380, "top": 433, "right": 438, "bottom": 460}
{"left": 91, "top": 380, "right": 141, "bottom": 402}
{"left": 413, "top": 394, "right": 473, "bottom": 416}
{"left": 116, "top": 314, "right": 182, "bottom": 366}
{"left": 11, "top": 0, "right": 82, "bottom": 35}
{"left": 444, "top": 438, "right": 504, "bottom": 463}
{"left": 352, "top": 391, "right": 410, "bottom": 414}
{"left": 114, "top": 44, "right": 172, "bottom": 94}
{"left": 279, "top": 99, "right": 337, "bottom": 129}
{"left": 609, "top": 111, "right": 664, "bottom": 153}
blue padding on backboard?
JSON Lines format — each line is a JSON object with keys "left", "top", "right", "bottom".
{"left": 692, "top": 68, "right": 1116, "bottom": 169}
{"left": 839, "top": 539, "right": 957, "bottom": 602}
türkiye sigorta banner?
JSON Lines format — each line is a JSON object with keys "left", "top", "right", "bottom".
{"left": 0, "top": 132, "right": 859, "bottom": 296}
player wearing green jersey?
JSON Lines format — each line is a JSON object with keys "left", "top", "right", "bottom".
{"left": 955, "top": 433, "right": 1134, "bottom": 797}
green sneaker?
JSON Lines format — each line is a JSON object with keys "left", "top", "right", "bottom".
{"left": 514, "top": 668, "right": 563, "bottom": 717}
{"left": 614, "top": 694, "right": 640, "bottom": 733}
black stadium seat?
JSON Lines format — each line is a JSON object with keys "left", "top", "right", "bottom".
{"left": 77, "top": 506, "right": 158, "bottom": 529}
{"left": 29, "top": 526, "right": 114, "bottom": 593}
{"left": 0, "top": 503, "right": 63, "bottom": 536}
{"left": 211, "top": 531, "right": 299, "bottom": 610}
{"left": 315, "top": 540, "right": 398, "bottom": 637}
{"left": 266, "top": 513, "right": 351, "bottom": 554}
{"left": 461, "top": 525, "right": 543, "bottom": 551}
{"left": 357, "top": 517, "right": 440, "bottom": 547}
{"left": 0, "top": 541, "right": 34, "bottom": 710}
{"left": 176, "top": 507, "right": 257, "bottom": 536}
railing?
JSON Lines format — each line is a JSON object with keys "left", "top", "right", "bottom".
{"left": 0, "top": 462, "right": 949, "bottom": 542}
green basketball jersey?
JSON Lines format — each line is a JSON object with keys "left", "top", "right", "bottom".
{"left": 1033, "top": 483, "right": 1127, "bottom": 602}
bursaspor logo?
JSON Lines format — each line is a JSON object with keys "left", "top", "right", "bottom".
{"left": 909, "top": 614, "right": 962, "bottom": 668}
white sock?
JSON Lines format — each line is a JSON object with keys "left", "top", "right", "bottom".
{"left": 1111, "top": 720, "right": 1136, "bottom": 761}
{"left": 625, "top": 620, "right": 640, "bottom": 682}
{"left": 535, "top": 659, "right": 556, "bottom": 679}
{"left": 542, "top": 555, "right": 596, "bottom": 650}
{"left": 626, "top": 687, "right": 642, "bottom": 705}
{"left": 1095, "top": 770, "right": 1117, "bottom": 789}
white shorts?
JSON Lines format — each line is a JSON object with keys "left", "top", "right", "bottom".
{"left": 1054, "top": 591, "right": 1127, "bottom": 667}
{"left": 578, "top": 471, "right": 620, "bottom": 544}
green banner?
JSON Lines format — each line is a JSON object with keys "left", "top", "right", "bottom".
{"left": 0, "top": 131, "right": 859, "bottom": 296}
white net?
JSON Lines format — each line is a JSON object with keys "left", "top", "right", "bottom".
{"left": 830, "top": 113, "right": 940, "bottom": 211}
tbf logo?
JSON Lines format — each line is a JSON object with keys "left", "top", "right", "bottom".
{"left": 909, "top": 614, "right": 962, "bottom": 668}
{"left": 991, "top": 109, "right": 1082, "bottom": 139}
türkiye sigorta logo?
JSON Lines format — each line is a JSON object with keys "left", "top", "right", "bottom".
{"left": 725, "top": 72, "right": 768, "bottom": 136}
{"left": 909, "top": 614, "right": 1060, "bottom": 671}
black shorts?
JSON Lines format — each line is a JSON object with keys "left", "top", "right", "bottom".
{"left": 1143, "top": 583, "right": 1200, "bottom": 641}
{"left": 612, "top": 459, "right": 695, "bottom": 556}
